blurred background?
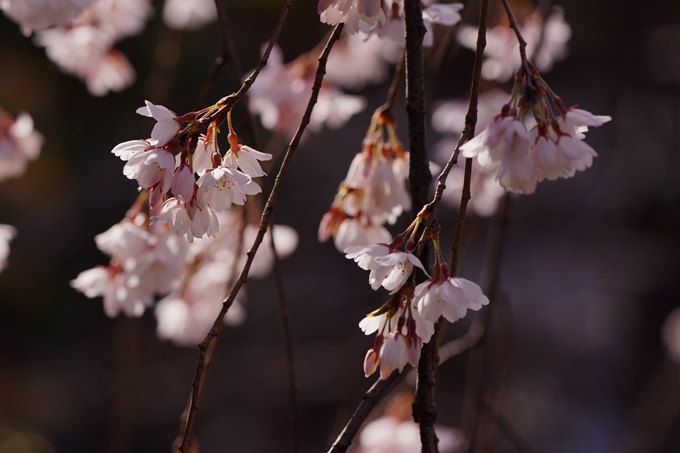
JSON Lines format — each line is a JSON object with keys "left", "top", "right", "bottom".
{"left": 1, "top": 0, "right": 680, "bottom": 452}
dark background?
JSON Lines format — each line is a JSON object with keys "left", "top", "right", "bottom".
{"left": 1, "top": 0, "right": 680, "bottom": 452}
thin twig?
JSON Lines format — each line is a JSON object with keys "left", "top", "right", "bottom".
{"left": 413, "top": 0, "right": 489, "bottom": 258}
{"left": 327, "top": 370, "right": 402, "bottom": 453}
{"left": 177, "top": 22, "right": 344, "bottom": 453}
{"left": 174, "top": 208, "right": 247, "bottom": 451}
{"left": 270, "top": 219, "right": 299, "bottom": 453}
{"left": 499, "top": 0, "right": 530, "bottom": 74}
{"left": 382, "top": 50, "right": 405, "bottom": 113}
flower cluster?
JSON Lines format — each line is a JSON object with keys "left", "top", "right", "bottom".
{"left": 33, "top": 0, "right": 152, "bottom": 96}
{"left": 318, "top": 0, "right": 463, "bottom": 47}
{"left": 162, "top": 0, "right": 217, "bottom": 31}
{"left": 345, "top": 216, "right": 487, "bottom": 379}
{"left": 72, "top": 207, "right": 298, "bottom": 345}
{"left": 457, "top": 7, "right": 572, "bottom": 82}
{"left": 114, "top": 101, "right": 271, "bottom": 243}
{"left": 319, "top": 109, "right": 411, "bottom": 251}
{"left": 248, "top": 44, "right": 367, "bottom": 140}
{"left": 460, "top": 64, "right": 611, "bottom": 194}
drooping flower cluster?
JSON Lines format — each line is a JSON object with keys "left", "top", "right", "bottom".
{"left": 72, "top": 206, "right": 298, "bottom": 345}
{"left": 318, "top": 0, "right": 463, "bottom": 47}
{"left": 459, "top": 63, "right": 611, "bottom": 194}
{"left": 345, "top": 215, "right": 487, "bottom": 379}
{"left": 248, "top": 44, "right": 367, "bottom": 140}
{"left": 319, "top": 109, "right": 411, "bottom": 251}
{"left": 114, "top": 100, "right": 271, "bottom": 243}
{"left": 33, "top": 0, "right": 152, "bottom": 96}
{"left": 457, "top": 7, "right": 572, "bottom": 82}
{"left": 432, "top": 90, "right": 508, "bottom": 217}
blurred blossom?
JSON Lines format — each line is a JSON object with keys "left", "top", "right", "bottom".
{"left": 0, "top": 0, "right": 94, "bottom": 34}
{"left": 33, "top": 0, "right": 153, "bottom": 96}
{"left": 432, "top": 91, "right": 508, "bottom": 216}
{"left": 0, "top": 108, "right": 43, "bottom": 181}
{"left": 358, "top": 392, "right": 466, "bottom": 453}
{"left": 326, "top": 31, "right": 401, "bottom": 91}
{"left": 662, "top": 308, "right": 680, "bottom": 363}
{"left": 370, "top": 0, "right": 463, "bottom": 47}
{"left": 72, "top": 209, "right": 299, "bottom": 345}
{"left": 162, "top": 0, "right": 217, "bottom": 31}
{"left": 457, "top": 7, "right": 571, "bottom": 82}
{"left": 247, "top": 44, "right": 366, "bottom": 139}
{"left": 0, "top": 224, "right": 17, "bottom": 274}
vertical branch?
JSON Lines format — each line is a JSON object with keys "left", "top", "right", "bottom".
{"left": 176, "top": 23, "right": 344, "bottom": 453}
{"left": 270, "top": 221, "right": 299, "bottom": 453}
{"left": 403, "top": 0, "right": 438, "bottom": 450}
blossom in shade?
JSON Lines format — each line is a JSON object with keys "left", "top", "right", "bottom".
{"left": 0, "top": 224, "right": 17, "bottom": 274}
{"left": 0, "top": 0, "right": 94, "bottom": 34}
{"left": 0, "top": 109, "right": 43, "bottom": 181}
{"left": 414, "top": 277, "right": 488, "bottom": 323}
{"left": 247, "top": 44, "right": 366, "bottom": 139}
{"left": 372, "top": 1, "right": 463, "bottom": 47}
{"left": 162, "top": 0, "right": 217, "bottom": 31}
{"left": 317, "top": 0, "right": 387, "bottom": 34}
{"left": 326, "top": 31, "right": 401, "bottom": 90}
{"left": 32, "top": 0, "right": 152, "bottom": 95}
{"left": 457, "top": 8, "right": 571, "bottom": 82}
{"left": 333, "top": 217, "right": 392, "bottom": 252}
{"left": 223, "top": 145, "right": 272, "bottom": 179}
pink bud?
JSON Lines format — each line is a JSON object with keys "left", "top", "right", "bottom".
{"left": 363, "top": 348, "right": 379, "bottom": 378}
{"left": 172, "top": 165, "right": 195, "bottom": 203}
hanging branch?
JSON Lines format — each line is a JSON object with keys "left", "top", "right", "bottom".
{"left": 270, "top": 218, "right": 299, "bottom": 453}
{"left": 177, "top": 22, "right": 344, "bottom": 453}
{"left": 327, "top": 371, "right": 402, "bottom": 453}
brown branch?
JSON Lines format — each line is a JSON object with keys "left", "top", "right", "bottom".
{"left": 414, "top": 0, "right": 489, "bottom": 258}
{"left": 381, "top": 49, "right": 405, "bottom": 113}
{"left": 174, "top": 207, "right": 247, "bottom": 451}
{"left": 176, "top": 22, "right": 344, "bottom": 452}
{"left": 327, "top": 370, "right": 402, "bottom": 453}
{"left": 499, "top": 0, "right": 530, "bottom": 74}
{"left": 270, "top": 220, "right": 299, "bottom": 453}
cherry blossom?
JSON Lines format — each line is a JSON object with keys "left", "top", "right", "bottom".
{"left": 0, "top": 109, "right": 43, "bottom": 181}
{"left": 32, "top": 0, "right": 152, "bottom": 96}
{"left": 457, "top": 8, "right": 571, "bottom": 82}
{"left": 345, "top": 245, "right": 428, "bottom": 294}
{"left": 0, "top": 0, "right": 94, "bottom": 34}
{"left": 371, "top": 1, "right": 463, "bottom": 47}
{"left": 162, "top": 0, "right": 217, "bottom": 31}
{"left": 326, "top": 31, "right": 401, "bottom": 90}
{"left": 0, "top": 224, "right": 17, "bottom": 274}
{"left": 247, "top": 44, "right": 366, "bottom": 139}
{"left": 318, "top": 0, "right": 387, "bottom": 35}
{"left": 136, "top": 101, "right": 180, "bottom": 146}
{"left": 123, "top": 147, "right": 176, "bottom": 193}
{"left": 414, "top": 277, "right": 488, "bottom": 323}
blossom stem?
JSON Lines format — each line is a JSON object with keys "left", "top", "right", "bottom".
{"left": 176, "top": 22, "right": 344, "bottom": 453}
